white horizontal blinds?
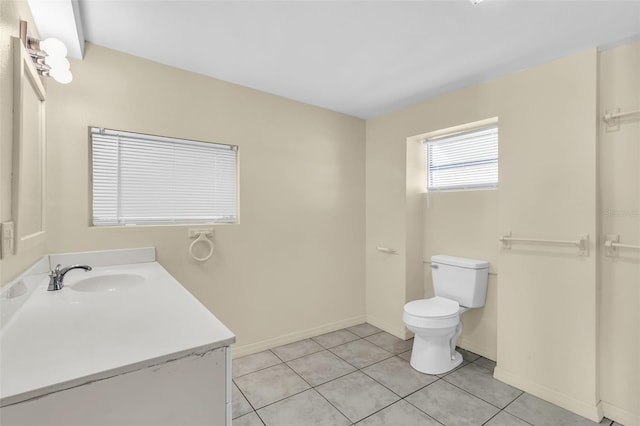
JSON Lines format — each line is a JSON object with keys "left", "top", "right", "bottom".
{"left": 424, "top": 126, "right": 498, "bottom": 191}
{"left": 91, "top": 127, "right": 237, "bottom": 225}
{"left": 92, "top": 134, "right": 119, "bottom": 224}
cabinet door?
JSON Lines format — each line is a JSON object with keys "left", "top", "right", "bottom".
{"left": 1, "top": 347, "right": 227, "bottom": 425}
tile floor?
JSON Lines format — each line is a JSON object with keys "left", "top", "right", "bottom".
{"left": 232, "top": 323, "right": 617, "bottom": 426}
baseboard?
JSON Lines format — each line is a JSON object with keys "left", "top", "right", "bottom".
{"left": 493, "top": 367, "right": 602, "bottom": 422}
{"left": 602, "top": 401, "right": 639, "bottom": 426}
{"left": 230, "top": 315, "right": 366, "bottom": 359}
{"left": 457, "top": 338, "right": 496, "bottom": 361}
{"left": 366, "top": 315, "right": 411, "bottom": 340}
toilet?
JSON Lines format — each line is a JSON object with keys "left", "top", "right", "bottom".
{"left": 403, "top": 255, "right": 489, "bottom": 375}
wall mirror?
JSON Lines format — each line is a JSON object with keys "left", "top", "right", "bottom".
{"left": 11, "top": 36, "right": 46, "bottom": 254}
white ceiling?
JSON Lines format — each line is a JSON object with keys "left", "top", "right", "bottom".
{"left": 33, "top": 0, "right": 640, "bottom": 118}
{"left": 27, "top": 0, "right": 85, "bottom": 59}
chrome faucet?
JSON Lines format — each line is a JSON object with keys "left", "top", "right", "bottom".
{"left": 48, "top": 264, "right": 92, "bottom": 291}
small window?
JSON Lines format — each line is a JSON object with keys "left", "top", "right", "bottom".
{"left": 91, "top": 127, "right": 237, "bottom": 226}
{"left": 424, "top": 125, "right": 498, "bottom": 192}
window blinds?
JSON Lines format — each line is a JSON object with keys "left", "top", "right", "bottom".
{"left": 424, "top": 126, "right": 498, "bottom": 191}
{"left": 91, "top": 127, "right": 237, "bottom": 225}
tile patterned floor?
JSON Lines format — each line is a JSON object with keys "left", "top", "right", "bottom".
{"left": 232, "top": 324, "right": 617, "bottom": 426}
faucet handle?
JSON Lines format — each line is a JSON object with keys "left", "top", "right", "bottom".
{"left": 53, "top": 264, "right": 62, "bottom": 274}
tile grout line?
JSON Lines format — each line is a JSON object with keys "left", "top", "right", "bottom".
{"left": 280, "top": 353, "right": 356, "bottom": 425}
{"left": 234, "top": 410, "right": 267, "bottom": 426}
{"left": 235, "top": 362, "right": 316, "bottom": 422}
{"left": 311, "top": 362, "right": 413, "bottom": 424}
{"left": 236, "top": 329, "right": 461, "bottom": 424}
{"left": 470, "top": 356, "right": 498, "bottom": 372}
{"left": 234, "top": 326, "right": 615, "bottom": 426}
{"left": 328, "top": 346, "right": 396, "bottom": 371}
{"left": 315, "top": 340, "right": 445, "bottom": 424}
{"left": 358, "top": 361, "right": 435, "bottom": 400}
{"left": 400, "top": 378, "right": 449, "bottom": 426}
{"left": 232, "top": 348, "right": 286, "bottom": 379}
{"left": 269, "top": 345, "right": 325, "bottom": 364}
{"left": 231, "top": 379, "right": 266, "bottom": 423}
{"left": 236, "top": 348, "right": 379, "bottom": 425}
{"left": 310, "top": 330, "right": 361, "bottom": 349}
{"left": 234, "top": 326, "right": 448, "bottom": 424}
{"left": 439, "top": 366, "right": 524, "bottom": 411}
{"left": 338, "top": 334, "right": 512, "bottom": 424}
{"left": 249, "top": 330, "right": 431, "bottom": 424}
{"left": 498, "top": 392, "right": 539, "bottom": 426}
{"left": 480, "top": 410, "right": 504, "bottom": 426}
{"left": 480, "top": 392, "right": 536, "bottom": 426}
{"left": 400, "top": 383, "right": 448, "bottom": 426}
{"left": 230, "top": 336, "right": 405, "bottom": 419}
{"left": 347, "top": 399, "right": 407, "bottom": 425}
{"left": 233, "top": 361, "right": 283, "bottom": 380}
{"left": 351, "top": 358, "right": 444, "bottom": 424}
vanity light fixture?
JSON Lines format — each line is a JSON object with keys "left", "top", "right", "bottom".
{"left": 19, "top": 20, "right": 73, "bottom": 84}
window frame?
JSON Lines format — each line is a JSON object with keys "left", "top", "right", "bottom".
{"left": 423, "top": 121, "right": 499, "bottom": 193}
{"left": 89, "top": 126, "right": 239, "bottom": 227}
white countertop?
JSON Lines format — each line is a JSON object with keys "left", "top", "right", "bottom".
{"left": 0, "top": 260, "right": 235, "bottom": 407}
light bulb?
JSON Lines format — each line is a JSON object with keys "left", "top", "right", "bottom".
{"left": 44, "top": 56, "right": 70, "bottom": 71}
{"left": 40, "top": 38, "right": 67, "bottom": 58}
{"left": 50, "top": 68, "right": 73, "bottom": 84}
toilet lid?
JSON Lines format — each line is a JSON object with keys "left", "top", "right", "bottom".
{"left": 404, "top": 297, "right": 460, "bottom": 318}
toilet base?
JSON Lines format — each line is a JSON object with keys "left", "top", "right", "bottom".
{"left": 409, "top": 332, "right": 463, "bottom": 375}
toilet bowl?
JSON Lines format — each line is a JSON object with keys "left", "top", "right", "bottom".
{"left": 403, "top": 255, "right": 488, "bottom": 375}
{"left": 403, "top": 297, "right": 469, "bottom": 374}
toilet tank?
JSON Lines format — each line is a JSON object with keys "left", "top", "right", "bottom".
{"left": 431, "top": 255, "right": 489, "bottom": 308}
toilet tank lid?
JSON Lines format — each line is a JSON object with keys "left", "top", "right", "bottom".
{"left": 431, "top": 255, "right": 489, "bottom": 269}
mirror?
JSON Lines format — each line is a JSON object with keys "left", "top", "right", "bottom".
{"left": 11, "top": 37, "right": 46, "bottom": 253}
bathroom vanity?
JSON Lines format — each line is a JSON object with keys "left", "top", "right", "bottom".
{"left": 0, "top": 248, "right": 235, "bottom": 426}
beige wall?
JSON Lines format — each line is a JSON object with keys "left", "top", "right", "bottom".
{"left": 366, "top": 49, "right": 601, "bottom": 419}
{"left": 44, "top": 43, "right": 366, "bottom": 356}
{"left": 424, "top": 189, "right": 498, "bottom": 358}
{"left": 365, "top": 118, "right": 410, "bottom": 336}
{"left": 598, "top": 41, "right": 640, "bottom": 426}
{"left": 495, "top": 50, "right": 599, "bottom": 420}
{"left": 0, "top": 1, "right": 47, "bottom": 283}
{"left": 366, "top": 69, "right": 504, "bottom": 356}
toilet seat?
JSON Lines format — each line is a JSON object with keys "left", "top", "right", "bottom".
{"left": 403, "top": 297, "right": 460, "bottom": 329}
{"left": 405, "top": 297, "right": 459, "bottom": 318}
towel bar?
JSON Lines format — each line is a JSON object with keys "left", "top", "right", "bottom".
{"left": 604, "top": 234, "right": 640, "bottom": 257}
{"left": 499, "top": 231, "right": 589, "bottom": 256}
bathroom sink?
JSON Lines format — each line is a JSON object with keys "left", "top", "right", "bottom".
{"left": 70, "top": 274, "right": 145, "bottom": 292}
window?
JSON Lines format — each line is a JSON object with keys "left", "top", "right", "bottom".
{"left": 91, "top": 127, "right": 237, "bottom": 225}
{"left": 424, "top": 125, "right": 498, "bottom": 191}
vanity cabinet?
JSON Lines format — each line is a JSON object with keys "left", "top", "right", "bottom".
{"left": 1, "top": 249, "right": 235, "bottom": 426}
{"left": 1, "top": 346, "right": 231, "bottom": 425}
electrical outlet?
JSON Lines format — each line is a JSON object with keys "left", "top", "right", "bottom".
{"left": 1, "top": 221, "right": 15, "bottom": 258}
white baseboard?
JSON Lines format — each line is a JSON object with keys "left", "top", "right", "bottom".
{"left": 366, "top": 315, "right": 411, "bottom": 340}
{"left": 231, "top": 315, "right": 366, "bottom": 359}
{"left": 457, "top": 338, "right": 496, "bottom": 361}
{"left": 602, "top": 401, "right": 639, "bottom": 426}
{"left": 493, "top": 367, "right": 602, "bottom": 422}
